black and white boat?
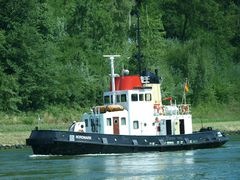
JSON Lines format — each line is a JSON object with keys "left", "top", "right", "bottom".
{"left": 26, "top": 1, "right": 228, "bottom": 155}
{"left": 26, "top": 54, "right": 228, "bottom": 155}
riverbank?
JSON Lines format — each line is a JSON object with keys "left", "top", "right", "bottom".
{"left": 193, "top": 121, "right": 240, "bottom": 134}
{"left": 0, "top": 123, "right": 68, "bottom": 149}
{"left": 0, "top": 121, "right": 239, "bottom": 149}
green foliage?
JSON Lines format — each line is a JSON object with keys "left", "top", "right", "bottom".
{"left": 0, "top": 0, "right": 239, "bottom": 115}
{"left": 192, "top": 100, "right": 240, "bottom": 122}
{"left": 22, "top": 117, "right": 34, "bottom": 125}
{"left": 159, "top": 0, "right": 240, "bottom": 106}
{"left": 0, "top": 67, "right": 20, "bottom": 111}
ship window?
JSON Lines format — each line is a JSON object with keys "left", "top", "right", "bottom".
{"left": 104, "top": 96, "right": 110, "bottom": 104}
{"left": 133, "top": 121, "right": 139, "bottom": 129}
{"left": 139, "top": 94, "right": 144, "bottom": 101}
{"left": 85, "top": 119, "right": 88, "bottom": 127}
{"left": 121, "top": 94, "right": 127, "bottom": 102}
{"left": 116, "top": 94, "right": 120, "bottom": 102}
{"left": 110, "top": 95, "right": 113, "bottom": 104}
{"left": 131, "top": 94, "right": 138, "bottom": 101}
{"left": 106, "top": 118, "right": 112, "bottom": 126}
{"left": 145, "top": 93, "right": 152, "bottom": 101}
{"left": 121, "top": 117, "right": 126, "bottom": 125}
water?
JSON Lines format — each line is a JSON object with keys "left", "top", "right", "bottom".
{"left": 0, "top": 136, "right": 239, "bottom": 180}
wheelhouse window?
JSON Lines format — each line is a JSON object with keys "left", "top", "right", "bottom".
{"left": 85, "top": 119, "right": 88, "bottom": 127}
{"left": 104, "top": 95, "right": 110, "bottom": 104}
{"left": 110, "top": 95, "right": 113, "bottom": 104}
{"left": 116, "top": 94, "right": 120, "bottom": 102}
{"left": 133, "top": 121, "right": 139, "bottom": 129}
{"left": 139, "top": 94, "right": 144, "bottom": 101}
{"left": 106, "top": 118, "right": 112, "bottom": 126}
{"left": 121, "top": 117, "right": 126, "bottom": 125}
{"left": 121, "top": 94, "right": 127, "bottom": 102}
{"left": 131, "top": 94, "right": 138, "bottom": 101}
{"left": 145, "top": 93, "right": 152, "bottom": 101}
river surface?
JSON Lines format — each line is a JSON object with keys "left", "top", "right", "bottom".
{"left": 0, "top": 136, "right": 239, "bottom": 180}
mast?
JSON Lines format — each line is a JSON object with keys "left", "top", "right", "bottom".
{"left": 131, "top": 0, "right": 143, "bottom": 75}
{"left": 103, "top": 55, "right": 120, "bottom": 104}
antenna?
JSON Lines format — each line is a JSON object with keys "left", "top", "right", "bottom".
{"left": 103, "top": 55, "right": 121, "bottom": 104}
{"left": 131, "top": 0, "right": 143, "bottom": 75}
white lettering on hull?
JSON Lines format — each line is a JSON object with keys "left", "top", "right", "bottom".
{"left": 75, "top": 135, "right": 92, "bottom": 140}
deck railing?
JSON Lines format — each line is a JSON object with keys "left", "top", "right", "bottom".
{"left": 154, "top": 104, "right": 191, "bottom": 116}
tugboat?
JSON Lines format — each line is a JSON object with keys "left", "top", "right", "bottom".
{"left": 26, "top": 54, "right": 228, "bottom": 155}
{"left": 26, "top": 2, "right": 228, "bottom": 155}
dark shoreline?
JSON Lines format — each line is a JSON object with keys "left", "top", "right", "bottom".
{"left": 0, "top": 130, "right": 239, "bottom": 150}
{"left": 0, "top": 144, "right": 27, "bottom": 150}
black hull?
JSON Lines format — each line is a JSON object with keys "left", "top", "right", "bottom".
{"left": 26, "top": 130, "right": 228, "bottom": 155}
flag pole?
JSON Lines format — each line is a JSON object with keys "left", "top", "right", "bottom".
{"left": 182, "top": 87, "right": 186, "bottom": 104}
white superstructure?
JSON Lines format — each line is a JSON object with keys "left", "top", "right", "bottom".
{"left": 74, "top": 56, "right": 192, "bottom": 136}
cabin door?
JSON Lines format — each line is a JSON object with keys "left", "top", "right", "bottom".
{"left": 166, "top": 120, "right": 172, "bottom": 135}
{"left": 113, "top": 117, "right": 120, "bottom": 135}
{"left": 179, "top": 119, "right": 185, "bottom": 134}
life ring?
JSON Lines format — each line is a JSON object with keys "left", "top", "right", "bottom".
{"left": 154, "top": 104, "right": 160, "bottom": 110}
{"left": 182, "top": 105, "right": 189, "bottom": 113}
{"left": 154, "top": 104, "right": 164, "bottom": 114}
{"left": 159, "top": 106, "right": 164, "bottom": 115}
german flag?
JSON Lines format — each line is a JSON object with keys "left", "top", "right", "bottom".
{"left": 184, "top": 80, "right": 189, "bottom": 93}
